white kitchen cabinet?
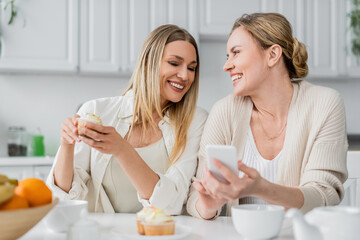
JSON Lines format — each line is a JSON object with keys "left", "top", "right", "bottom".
{"left": 305, "top": 0, "right": 343, "bottom": 77}
{"left": 199, "top": 0, "right": 262, "bottom": 39}
{"left": 0, "top": 157, "right": 54, "bottom": 181}
{"left": 122, "top": 0, "right": 198, "bottom": 72}
{"left": 0, "top": 0, "right": 78, "bottom": 72}
{"left": 346, "top": 151, "right": 360, "bottom": 207}
{"left": 0, "top": 0, "right": 198, "bottom": 74}
{"left": 79, "top": 0, "right": 122, "bottom": 73}
{"left": 197, "top": 0, "right": 359, "bottom": 79}
{"left": 0, "top": 166, "right": 33, "bottom": 180}
{"left": 82, "top": 0, "right": 199, "bottom": 74}
{"left": 33, "top": 166, "right": 53, "bottom": 181}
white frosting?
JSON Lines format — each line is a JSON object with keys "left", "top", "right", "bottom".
{"left": 143, "top": 209, "right": 173, "bottom": 224}
{"left": 78, "top": 113, "right": 102, "bottom": 125}
{"left": 137, "top": 207, "right": 155, "bottom": 219}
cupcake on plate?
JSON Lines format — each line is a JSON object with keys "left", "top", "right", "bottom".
{"left": 142, "top": 207, "right": 175, "bottom": 236}
{"left": 136, "top": 206, "right": 157, "bottom": 235}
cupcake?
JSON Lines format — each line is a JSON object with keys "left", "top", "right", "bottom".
{"left": 142, "top": 208, "right": 175, "bottom": 236}
{"left": 136, "top": 207, "right": 156, "bottom": 235}
{"left": 78, "top": 113, "right": 102, "bottom": 127}
{"left": 77, "top": 113, "right": 102, "bottom": 137}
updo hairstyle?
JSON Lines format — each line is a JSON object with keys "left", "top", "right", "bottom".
{"left": 231, "top": 13, "right": 308, "bottom": 79}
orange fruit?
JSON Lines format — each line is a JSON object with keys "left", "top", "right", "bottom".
{"left": 15, "top": 178, "right": 52, "bottom": 207}
{"left": 0, "top": 194, "right": 29, "bottom": 210}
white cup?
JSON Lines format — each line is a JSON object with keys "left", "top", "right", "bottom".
{"left": 44, "top": 200, "right": 88, "bottom": 233}
{"left": 231, "top": 204, "right": 285, "bottom": 240}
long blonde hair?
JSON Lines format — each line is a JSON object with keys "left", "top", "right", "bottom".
{"left": 123, "top": 24, "right": 200, "bottom": 164}
{"left": 231, "top": 13, "right": 308, "bottom": 79}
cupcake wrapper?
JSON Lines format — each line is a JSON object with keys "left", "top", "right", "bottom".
{"left": 136, "top": 220, "right": 145, "bottom": 235}
{"left": 143, "top": 222, "right": 175, "bottom": 236}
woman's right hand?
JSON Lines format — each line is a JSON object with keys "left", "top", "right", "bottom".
{"left": 60, "top": 114, "right": 81, "bottom": 145}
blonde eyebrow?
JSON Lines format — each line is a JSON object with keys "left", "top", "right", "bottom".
{"left": 170, "top": 55, "right": 197, "bottom": 64}
{"left": 226, "top": 45, "right": 242, "bottom": 57}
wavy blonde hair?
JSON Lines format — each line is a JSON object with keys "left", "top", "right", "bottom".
{"left": 123, "top": 24, "right": 199, "bottom": 164}
{"left": 231, "top": 13, "right": 308, "bottom": 79}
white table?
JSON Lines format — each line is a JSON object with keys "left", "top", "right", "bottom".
{"left": 20, "top": 214, "right": 294, "bottom": 240}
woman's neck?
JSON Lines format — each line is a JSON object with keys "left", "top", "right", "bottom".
{"left": 251, "top": 75, "right": 293, "bottom": 120}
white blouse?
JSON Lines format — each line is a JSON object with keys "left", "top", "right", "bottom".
{"left": 47, "top": 91, "right": 208, "bottom": 214}
{"left": 239, "top": 127, "right": 281, "bottom": 205}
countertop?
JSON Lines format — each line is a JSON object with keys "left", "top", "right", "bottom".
{"left": 0, "top": 156, "right": 54, "bottom": 166}
{"left": 20, "top": 214, "right": 294, "bottom": 240}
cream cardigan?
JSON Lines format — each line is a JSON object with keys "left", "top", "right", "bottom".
{"left": 186, "top": 80, "right": 348, "bottom": 218}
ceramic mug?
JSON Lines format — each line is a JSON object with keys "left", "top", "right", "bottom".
{"left": 231, "top": 204, "right": 285, "bottom": 239}
{"left": 44, "top": 200, "right": 88, "bottom": 233}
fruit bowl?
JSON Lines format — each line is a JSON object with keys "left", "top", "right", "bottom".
{"left": 0, "top": 197, "right": 59, "bottom": 240}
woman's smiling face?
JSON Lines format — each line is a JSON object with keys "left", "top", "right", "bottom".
{"left": 159, "top": 40, "right": 197, "bottom": 105}
{"left": 223, "top": 26, "right": 268, "bottom": 97}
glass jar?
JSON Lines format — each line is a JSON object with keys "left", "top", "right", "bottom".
{"left": 7, "top": 126, "right": 28, "bottom": 156}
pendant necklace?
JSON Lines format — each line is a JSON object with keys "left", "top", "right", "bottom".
{"left": 256, "top": 111, "right": 287, "bottom": 141}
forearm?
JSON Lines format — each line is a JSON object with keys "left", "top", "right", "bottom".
{"left": 115, "top": 142, "right": 159, "bottom": 199}
{"left": 53, "top": 144, "right": 75, "bottom": 193}
{"left": 195, "top": 200, "right": 218, "bottom": 220}
{"left": 256, "top": 179, "right": 304, "bottom": 209}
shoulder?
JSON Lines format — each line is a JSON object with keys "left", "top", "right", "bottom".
{"left": 188, "top": 107, "right": 209, "bottom": 131}
{"left": 296, "top": 80, "right": 344, "bottom": 110}
{"left": 209, "top": 94, "right": 249, "bottom": 119}
{"left": 77, "top": 96, "right": 123, "bottom": 116}
{"left": 194, "top": 106, "right": 208, "bottom": 122}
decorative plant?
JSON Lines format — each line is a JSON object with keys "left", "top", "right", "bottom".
{"left": 349, "top": 0, "right": 360, "bottom": 58}
{"left": 0, "top": 0, "right": 19, "bottom": 53}
{"left": 4, "top": 0, "right": 18, "bottom": 25}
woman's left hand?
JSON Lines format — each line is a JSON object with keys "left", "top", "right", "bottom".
{"left": 78, "top": 122, "right": 126, "bottom": 156}
{"left": 200, "top": 159, "right": 264, "bottom": 201}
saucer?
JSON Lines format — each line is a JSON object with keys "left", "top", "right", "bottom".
{"left": 110, "top": 223, "right": 191, "bottom": 240}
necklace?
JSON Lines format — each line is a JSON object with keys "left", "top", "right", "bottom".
{"left": 256, "top": 111, "right": 287, "bottom": 141}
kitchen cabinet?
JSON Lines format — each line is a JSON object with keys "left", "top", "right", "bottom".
{"left": 0, "top": 157, "right": 54, "bottom": 181}
{"left": 79, "top": 0, "right": 121, "bottom": 73}
{"left": 0, "top": 0, "right": 198, "bottom": 74}
{"left": 346, "top": 151, "right": 360, "bottom": 207}
{"left": 198, "top": 0, "right": 304, "bottom": 39}
{"left": 0, "top": 0, "right": 78, "bottom": 72}
{"left": 198, "top": 0, "right": 359, "bottom": 79}
{"left": 80, "top": 0, "right": 198, "bottom": 74}
{"left": 304, "top": 0, "right": 343, "bottom": 77}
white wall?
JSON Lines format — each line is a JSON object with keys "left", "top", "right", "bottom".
{"left": 1, "top": 40, "right": 360, "bottom": 156}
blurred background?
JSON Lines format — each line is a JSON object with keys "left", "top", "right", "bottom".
{"left": 0, "top": 0, "right": 359, "bottom": 157}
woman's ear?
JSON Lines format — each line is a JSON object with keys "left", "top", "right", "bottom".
{"left": 267, "top": 44, "right": 282, "bottom": 68}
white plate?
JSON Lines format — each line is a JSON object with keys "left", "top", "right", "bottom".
{"left": 110, "top": 223, "right": 191, "bottom": 240}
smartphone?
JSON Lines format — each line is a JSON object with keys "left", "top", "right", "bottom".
{"left": 205, "top": 145, "right": 239, "bottom": 183}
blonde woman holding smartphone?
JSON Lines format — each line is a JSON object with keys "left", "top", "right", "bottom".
{"left": 187, "top": 13, "right": 347, "bottom": 219}
{"left": 48, "top": 24, "right": 207, "bottom": 214}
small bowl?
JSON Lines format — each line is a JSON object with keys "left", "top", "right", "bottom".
{"left": 231, "top": 204, "right": 284, "bottom": 240}
{"left": 44, "top": 199, "right": 88, "bottom": 233}
{"left": 0, "top": 197, "right": 59, "bottom": 240}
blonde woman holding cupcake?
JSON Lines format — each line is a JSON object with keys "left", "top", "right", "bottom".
{"left": 187, "top": 13, "right": 348, "bottom": 219}
{"left": 47, "top": 24, "right": 207, "bottom": 214}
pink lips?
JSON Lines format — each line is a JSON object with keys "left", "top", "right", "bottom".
{"left": 168, "top": 81, "right": 185, "bottom": 93}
